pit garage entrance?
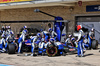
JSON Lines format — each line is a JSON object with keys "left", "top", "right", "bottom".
{"left": 76, "top": 16, "right": 100, "bottom": 43}
{"left": 0, "top": 21, "right": 52, "bottom": 35}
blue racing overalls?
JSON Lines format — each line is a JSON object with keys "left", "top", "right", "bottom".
{"left": 18, "top": 29, "right": 28, "bottom": 53}
{"left": 30, "top": 36, "right": 42, "bottom": 55}
{"left": 0, "top": 38, "right": 6, "bottom": 52}
{"left": 88, "top": 31, "right": 95, "bottom": 48}
{"left": 30, "top": 36, "right": 37, "bottom": 54}
{"left": 49, "top": 31, "right": 57, "bottom": 41}
{"left": 41, "top": 31, "right": 49, "bottom": 42}
{"left": 77, "top": 29, "right": 85, "bottom": 57}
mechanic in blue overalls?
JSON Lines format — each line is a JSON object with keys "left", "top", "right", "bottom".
{"left": 30, "top": 33, "right": 42, "bottom": 56}
{"left": 5, "top": 26, "right": 14, "bottom": 42}
{"left": 88, "top": 28, "right": 95, "bottom": 49}
{"left": 76, "top": 25, "right": 85, "bottom": 57}
{"left": 41, "top": 30, "right": 49, "bottom": 42}
{"left": 65, "top": 35, "right": 72, "bottom": 46}
{"left": 30, "top": 35, "right": 37, "bottom": 56}
{"left": 18, "top": 26, "right": 28, "bottom": 53}
{"left": 5, "top": 33, "right": 15, "bottom": 48}
{"left": 4, "top": 26, "right": 14, "bottom": 50}
{"left": 48, "top": 28, "right": 57, "bottom": 41}
{"left": 45, "top": 38, "right": 55, "bottom": 48}
{"left": 0, "top": 35, "right": 6, "bottom": 53}
{"left": 1, "top": 26, "right": 6, "bottom": 37}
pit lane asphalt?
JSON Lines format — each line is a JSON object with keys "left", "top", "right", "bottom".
{"left": 0, "top": 46, "right": 100, "bottom": 66}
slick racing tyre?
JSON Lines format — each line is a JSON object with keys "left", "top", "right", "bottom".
{"left": 8, "top": 44, "right": 16, "bottom": 54}
{"left": 92, "top": 40, "right": 98, "bottom": 49}
{"left": 46, "top": 46, "right": 58, "bottom": 57}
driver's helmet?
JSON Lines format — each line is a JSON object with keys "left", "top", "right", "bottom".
{"left": 48, "top": 28, "right": 52, "bottom": 32}
{"left": 24, "top": 26, "right": 27, "bottom": 29}
{"left": 37, "top": 33, "right": 41, "bottom": 37}
{"left": 50, "top": 38, "right": 54, "bottom": 43}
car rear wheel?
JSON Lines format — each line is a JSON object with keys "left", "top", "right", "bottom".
{"left": 46, "top": 46, "right": 58, "bottom": 57}
{"left": 92, "top": 40, "right": 98, "bottom": 49}
{"left": 8, "top": 44, "right": 16, "bottom": 54}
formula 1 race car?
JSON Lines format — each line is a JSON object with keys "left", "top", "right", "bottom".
{"left": 45, "top": 41, "right": 77, "bottom": 56}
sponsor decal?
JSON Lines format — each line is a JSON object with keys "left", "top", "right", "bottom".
{"left": 86, "top": 5, "right": 100, "bottom": 12}
{"left": 0, "top": 0, "right": 33, "bottom": 3}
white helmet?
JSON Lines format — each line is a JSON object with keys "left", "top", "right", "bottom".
{"left": 48, "top": 28, "right": 52, "bottom": 32}
{"left": 2, "top": 26, "right": 5, "bottom": 28}
{"left": 68, "top": 34, "right": 72, "bottom": 38}
{"left": 8, "top": 26, "right": 11, "bottom": 29}
{"left": 91, "top": 28, "right": 94, "bottom": 31}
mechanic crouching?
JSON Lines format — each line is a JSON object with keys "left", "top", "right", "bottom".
{"left": 5, "top": 33, "right": 16, "bottom": 51}
{"left": 18, "top": 26, "right": 28, "bottom": 53}
{"left": 76, "top": 25, "right": 85, "bottom": 57}
{"left": 65, "top": 34, "right": 74, "bottom": 46}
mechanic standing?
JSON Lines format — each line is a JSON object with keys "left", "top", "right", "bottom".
{"left": 76, "top": 25, "right": 85, "bottom": 57}
{"left": 5, "top": 26, "right": 14, "bottom": 41}
{"left": 30, "top": 33, "right": 42, "bottom": 56}
{"left": 30, "top": 36, "right": 37, "bottom": 56}
{"left": 88, "top": 28, "right": 95, "bottom": 49}
{"left": 1, "top": 26, "right": 6, "bottom": 37}
{"left": 18, "top": 26, "right": 28, "bottom": 53}
{"left": 48, "top": 28, "right": 57, "bottom": 41}
{"left": 41, "top": 30, "right": 49, "bottom": 42}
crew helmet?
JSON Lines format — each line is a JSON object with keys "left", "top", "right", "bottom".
{"left": 50, "top": 38, "right": 54, "bottom": 43}
{"left": 8, "top": 26, "right": 11, "bottom": 29}
{"left": 37, "top": 33, "right": 41, "bottom": 37}
{"left": 68, "top": 34, "right": 72, "bottom": 38}
{"left": 77, "top": 25, "right": 82, "bottom": 31}
{"left": 24, "top": 26, "right": 27, "bottom": 29}
{"left": 48, "top": 28, "right": 52, "bottom": 32}
{"left": 91, "top": 28, "right": 94, "bottom": 32}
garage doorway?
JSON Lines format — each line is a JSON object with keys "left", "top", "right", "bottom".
{"left": 0, "top": 22, "right": 52, "bottom": 35}
{"left": 76, "top": 16, "right": 100, "bottom": 43}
